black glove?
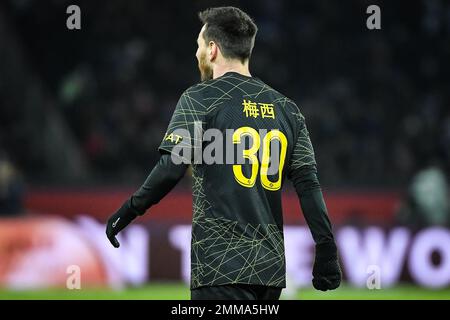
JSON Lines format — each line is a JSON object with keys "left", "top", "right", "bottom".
{"left": 106, "top": 198, "right": 138, "bottom": 248}
{"left": 312, "top": 241, "right": 342, "bottom": 291}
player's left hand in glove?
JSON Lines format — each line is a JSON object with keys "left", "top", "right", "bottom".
{"left": 312, "top": 241, "right": 342, "bottom": 291}
{"left": 106, "top": 198, "right": 138, "bottom": 248}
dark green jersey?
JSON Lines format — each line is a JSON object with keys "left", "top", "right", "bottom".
{"left": 159, "top": 72, "right": 316, "bottom": 289}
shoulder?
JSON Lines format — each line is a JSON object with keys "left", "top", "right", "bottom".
{"left": 174, "top": 83, "right": 209, "bottom": 111}
{"left": 180, "top": 83, "right": 204, "bottom": 99}
{"left": 182, "top": 79, "right": 218, "bottom": 96}
{"left": 286, "top": 98, "right": 305, "bottom": 122}
{"left": 178, "top": 78, "right": 234, "bottom": 112}
{"left": 260, "top": 82, "right": 305, "bottom": 121}
{"left": 178, "top": 81, "right": 216, "bottom": 104}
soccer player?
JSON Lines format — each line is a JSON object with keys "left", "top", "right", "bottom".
{"left": 106, "top": 6, "right": 341, "bottom": 300}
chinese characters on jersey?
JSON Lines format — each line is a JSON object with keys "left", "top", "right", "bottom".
{"left": 242, "top": 99, "right": 275, "bottom": 119}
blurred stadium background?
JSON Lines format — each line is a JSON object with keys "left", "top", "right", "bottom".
{"left": 0, "top": 0, "right": 449, "bottom": 299}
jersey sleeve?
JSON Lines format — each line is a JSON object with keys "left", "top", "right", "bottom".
{"left": 158, "top": 88, "right": 205, "bottom": 163}
{"left": 287, "top": 105, "right": 317, "bottom": 175}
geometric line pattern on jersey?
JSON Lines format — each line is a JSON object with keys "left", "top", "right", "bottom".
{"left": 289, "top": 110, "right": 316, "bottom": 170}
{"left": 163, "top": 91, "right": 206, "bottom": 156}
{"left": 190, "top": 164, "right": 211, "bottom": 288}
{"left": 191, "top": 218, "right": 286, "bottom": 288}
{"left": 190, "top": 165, "right": 285, "bottom": 289}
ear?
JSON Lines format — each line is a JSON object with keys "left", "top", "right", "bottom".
{"left": 208, "top": 41, "right": 218, "bottom": 62}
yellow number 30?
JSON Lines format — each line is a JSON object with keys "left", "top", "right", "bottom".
{"left": 232, "top": 127, "right": 287, "bottom": 191}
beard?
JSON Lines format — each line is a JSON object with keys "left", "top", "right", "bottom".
{"left": 198, "top": 51, "right": 213, "bottom": 81}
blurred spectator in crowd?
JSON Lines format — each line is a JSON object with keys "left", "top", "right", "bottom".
{"left": 396, "top": 164, "right": 449, "bottom": 228}
{"left": 0, "top": 155, "right": 24, "bottom": 216}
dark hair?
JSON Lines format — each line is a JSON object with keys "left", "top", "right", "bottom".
{"left": 199, "top": 7, "right": 258, "bottom": 63}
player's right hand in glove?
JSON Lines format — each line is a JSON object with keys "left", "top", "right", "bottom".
{"left": 312, "top": 241, "right": 342, "bottom": 291}
{"left": 106, "top": 198, "right": 138, "bottom": 248}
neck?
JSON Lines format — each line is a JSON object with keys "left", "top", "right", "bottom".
{"left": 213, "top": 60, "right": 251, "bottom": 79}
